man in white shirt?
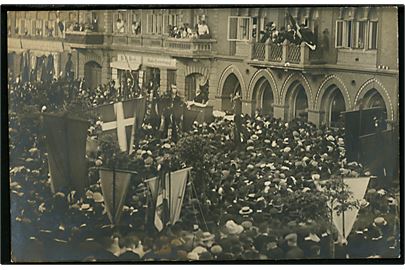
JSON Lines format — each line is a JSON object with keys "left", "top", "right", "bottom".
{"left": 197, "top": 20, "right": 210, "bottom": 38}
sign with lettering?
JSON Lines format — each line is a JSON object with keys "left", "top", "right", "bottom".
{"left": 117, "top": 53, "right": 142, "bottom": 63}
{"left": 143, "top": 56, "right": 177, "bottom": 69}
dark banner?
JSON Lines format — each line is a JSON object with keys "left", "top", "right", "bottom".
{"left": 42, "top": 113, "right": 89, "bottom": 193}
{"left": 359, "top": 129, "right": 398, "bottom": 184}
{"left": 343, "top": 107, "right": 387, "bottom": 161}
{"left": 183, "top": 109, "right": 200, "bottom": 132}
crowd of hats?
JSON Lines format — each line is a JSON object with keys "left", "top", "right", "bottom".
{"left": 8, "top": 78, "right": 400, "bottom": 261}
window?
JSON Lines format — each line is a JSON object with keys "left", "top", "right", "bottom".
{"left": 228, "top": 16, "right": 252, "bottom": 41}
{"left": 19, "top": 19, "right": 27, "bottom": 35}
{"left": 129, "top": 11, "right": 141, "bottom": 35}
{"left": 113, "top": 11, "right": 128, "bottom": 33}
{"left": 368, "top": 21, "right": 378, "bottom": 49}
{"left": 167, "top": 70, "right": 177, "bottom": 90}
{"left": 32, "top": 19, "right": 43, "bottom": 36}
{"left": 335, "top": 20, "right": 344, "bottom": 47}
{"left": 147, "top": 13, "right": 163, "bottom": 34}
{"left": 345, "top": 20, "right": 353, "bottom": 48}
{"left": 354, "top": 21, "right": 366, "bottom": 49}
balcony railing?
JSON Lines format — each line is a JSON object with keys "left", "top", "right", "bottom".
{"left": 251, "top": 40, "right": 325, "bottom": 67}
{"left": 252, "top": 43, "right": 266, "bottom": 61}
{"left": 163, "top": 38, "right": 216, "bottom": 57}
{"left": 109, "top": 33, "right": 216, "bottom": 57}
{"left": 65, "top": 31, "right": 104, "bottom": 45}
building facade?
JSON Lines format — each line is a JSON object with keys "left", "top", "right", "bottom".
{"left": 7, "top": 7, "right": 399, "bottom": 127}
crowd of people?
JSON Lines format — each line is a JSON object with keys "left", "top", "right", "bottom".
{"left": 8, "top": 76, "right": 400, "bottom": 262}
{"left": 168, "top": 20, "right": 211, "bottom": 39}
{"left": 258, "top": 21, "right": 316, "bottom": 48}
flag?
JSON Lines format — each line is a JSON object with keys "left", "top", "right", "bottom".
{"left": 154, "top": 173, "right": 170, "bottom": 232}
{"left": 128, "top": 96, "right": 147, "bottom": 154}
{"left": 21, "top": 51, "right": 30, "bottom": 82}
{"left": 42, "top": 113, "right": 89, "bottom": 193}
{"left": 99, "top": 168, "right": 132, "bottom": 224}
{"left": 288, "top": 14, "right": 317, "bottom": 50}
{"left": 146, "top": 167, "right": 192, "bottom": 231}
{"left": 93, "top": 99, "right": 140, "bottom": 152}
{"left": 330, "top": 177, "right": 371, "bottom": 241}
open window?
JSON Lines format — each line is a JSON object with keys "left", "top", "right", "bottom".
{"left": 227, "top": 16, "right": 252, "bottom": 41}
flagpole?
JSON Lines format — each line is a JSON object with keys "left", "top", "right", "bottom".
{"left": 112, "top": 167, "right": 116, "bottom": 225}
{"left": 168, "top": 167, "right": 172, "bottom": 226}
{"left": 63, "top": 114, "right": 73, "bottom": 189}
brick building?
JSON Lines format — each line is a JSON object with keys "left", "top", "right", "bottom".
{"left": 7, "top": 7, "right": 399, "bottom": 127}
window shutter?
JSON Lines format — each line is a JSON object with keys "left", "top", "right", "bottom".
{"left": 368, "top": 21, "right": 378, "bottom": 50}
{"left": 19, "top": 19, "right": 25, "bottom": 35}
{"left": 335, "top": 20, "right": 343, "bottom": 48}
{"left": 228, "top": 16, "right": 238, "bottom": 40}
{"left": 31, "top": 20, "right": 36, "bottom": 36}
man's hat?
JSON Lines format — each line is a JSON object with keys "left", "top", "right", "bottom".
{"left": 285, "top": 233, "right": 298, "bottom": 242}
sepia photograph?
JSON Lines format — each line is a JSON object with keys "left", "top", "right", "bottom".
{"left": 2, "top": 4, "right": 403, "bottom": 263}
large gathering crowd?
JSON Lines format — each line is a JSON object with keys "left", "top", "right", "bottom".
{"left": 8, "top": 75, "right": 400, "bottom": 262}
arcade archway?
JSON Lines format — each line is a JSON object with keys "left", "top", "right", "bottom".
{"left": 84, "top": 61, "right": 102, "bottom": 90}
{"left": 251, "top": 77, "right": 274, "bottom": 116}
{"left": 320, "top": 84, "right": 346, "bottom": 128}
{"left": 285, "top": 81, "right": 308, "bottom": 121}
{"left": 221, "top": 73, "right": 241, "bottom": 113}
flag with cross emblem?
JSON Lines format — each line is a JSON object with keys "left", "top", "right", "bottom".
{"left": 93, "top": 98, "right": 146, "bottom": 152}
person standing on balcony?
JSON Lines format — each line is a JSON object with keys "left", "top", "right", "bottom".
{"left": 259, "top": 22, "right": 272, "bottom": 43}
{"left": 132, "top": 21, "right": 141, "bottom": 35}
{"left": 92, "top": 15, "right": 98, "bottom": 32}
{"left": 116, "top": 18, "right": 125, "bottom": 33}
{"left": 197, "top": 20, "right": 210, "bottom": 39}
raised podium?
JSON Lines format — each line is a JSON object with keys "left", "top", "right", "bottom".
{"left": 189, "top": 103, "right": 214, "bottom": 123}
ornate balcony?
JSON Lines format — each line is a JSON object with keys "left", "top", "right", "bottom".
{"left": 108, "top": 34, "right": 216, "bottom": 58}
{"left": 163, "top": 38, "right": 216, "bottom": 58}
{"left": 64, "top": 31, "right": 104, "bottom": 47}
{"left": 249, "top": 40, "right": 325, "bottom": 69}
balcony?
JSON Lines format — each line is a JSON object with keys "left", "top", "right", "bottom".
{"left": 249, "top": 40, "right": 325, "bottom": 69}
{"left": 110, "top": 33, "right": 216, "bottom": 58}
{"left": 163, "top": 38, "right": 216, "bottom": 58}
{"left": 65, "top": 31, "right": 105, "bottom": 47}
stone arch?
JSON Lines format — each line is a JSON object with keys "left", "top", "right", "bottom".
{"left": 355, "top": 78, "right": 395, "bottom": 120}
{"left": 247, "top": 69, "right": 279, "bottom": 102}
{"left": 185, "top": 63, "right": 210, "bottom": 84}
{"left": 280, "top": 72, "right": 314, "bottom": 109}
{"left": 315, "top": 74, "right": 351, "bottom": 111}
{"left": 284, "top": 80, "right": 310, "bottom": 121}
{"left": 217, "top": 65, "right": 247, "bottom": 98}
{"left": 84, "top": 60, "right": 102, "bottom": 90}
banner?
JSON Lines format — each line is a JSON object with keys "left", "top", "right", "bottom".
{"left": 94, "top": 99, "right": 140, "bottom": 152}
{"left": 99, "top": 169, "right": 132, "bottom": 224}
{"left": 343, "top": 108, "right": 386, "bottom": 161}
{"left": 146, "top": 167, "right": 192, "bottom": 230}
{"left": 359, "top": 129, "right": 397, "bottom": 179}
{"left": 42, "top": 113, "right": 89, "bottom": 193}
{"left": 129, "top": 97, "right": 147, "bottom": 154}
{"left": 183, "top": 109, "right": 200, "bottom": 132}
{"left": 331, "top": 177, "right": 371, "bottom": 241}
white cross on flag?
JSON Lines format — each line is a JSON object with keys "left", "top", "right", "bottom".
{"left": 94, "top": 99, "right": 140, "bottom": 152}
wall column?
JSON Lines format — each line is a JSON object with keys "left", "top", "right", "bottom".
{"left": 308, "top": 109, "right": 323, "bottom": 126}
{"left": 273, "top": 104, "right": 286, "bottom": 120}
{"left": 160, "top": 68, "right": 168, "bottom": 92}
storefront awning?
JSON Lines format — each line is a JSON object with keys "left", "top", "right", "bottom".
{"left": 110, "top": 61, "right": 141, "bottom": 71}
